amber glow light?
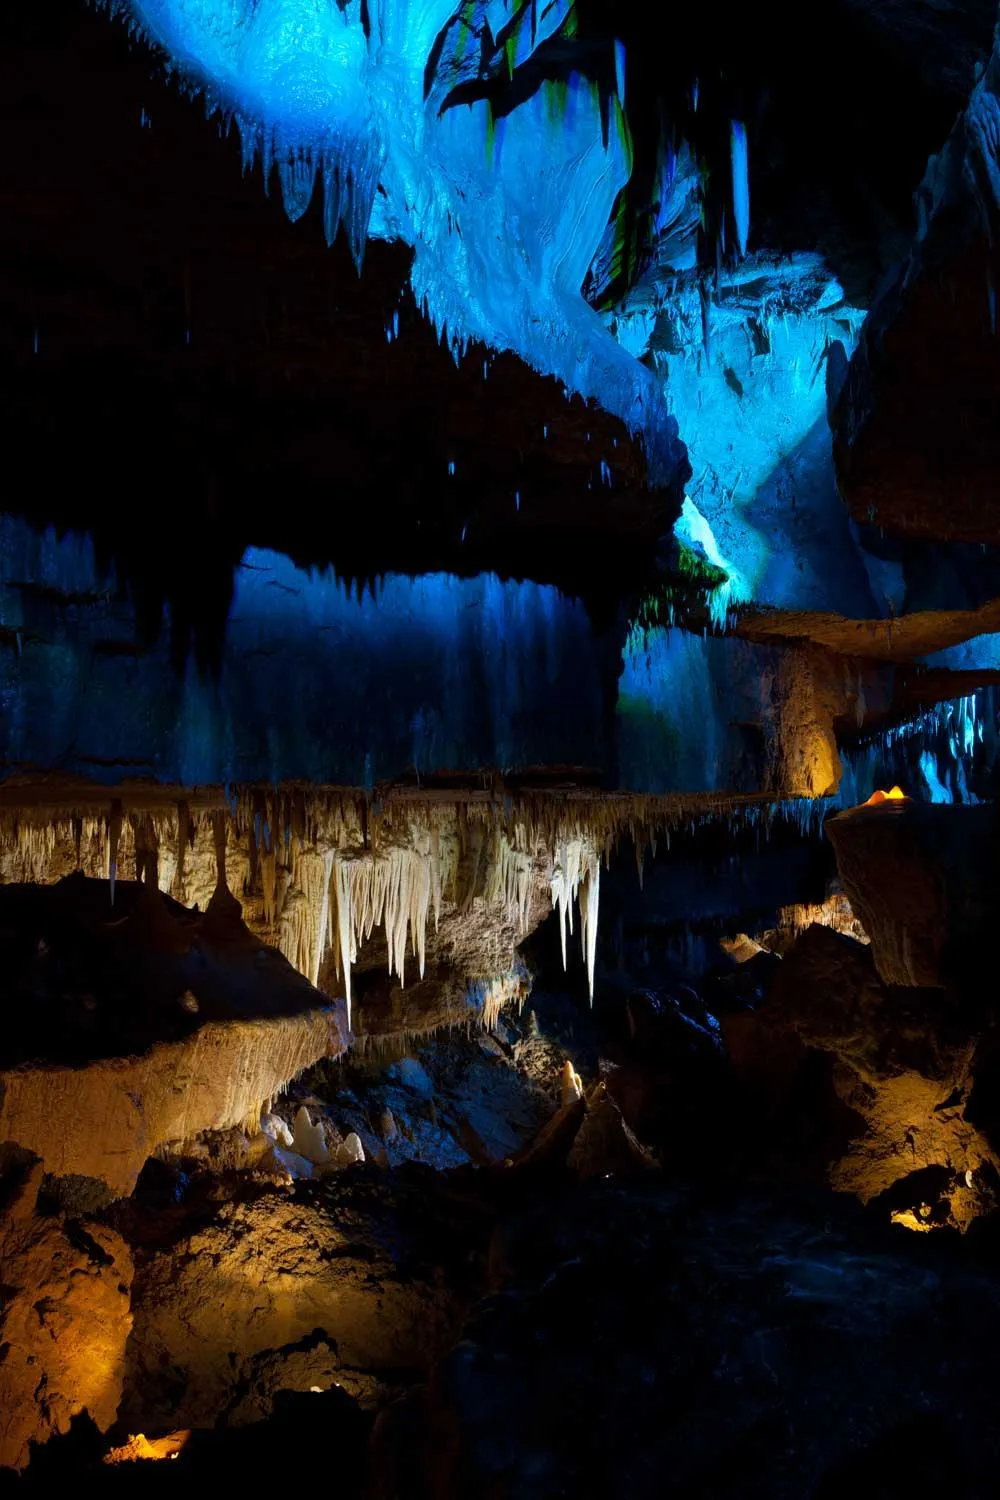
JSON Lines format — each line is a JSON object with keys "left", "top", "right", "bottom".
{"left": 104, "top": 1430, "right": 191, "bottom": 1464}
{"left": 862, "top": 786, "right": 908, "bottom": 807}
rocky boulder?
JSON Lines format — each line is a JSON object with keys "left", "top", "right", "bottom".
{"left": 0, "top": 1162, "right": 133, "bottom": 1471}
{"left": 825, "top": 800, "right": 999, "bottom": 987}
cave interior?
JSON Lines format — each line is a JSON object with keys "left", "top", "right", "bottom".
{"left": 4, "top": 1, "right": 1000, "bottom": 1493}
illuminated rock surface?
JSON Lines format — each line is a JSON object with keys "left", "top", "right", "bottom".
{"left": 725, "top": 923, "right": 1000, "bottom": 1227}
{"left": 7, "top": 0, "right": 1000, "bottom": 1486}
{"left": 0, "top": 1164, "right": 134, "bottom": 1471}
{"left": 0, "top": 877, "right": 348, "bottom": 1197}
{"left": 118, "top": 1171, "right": 486, "bottom": 1430}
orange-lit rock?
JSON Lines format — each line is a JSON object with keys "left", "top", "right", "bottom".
{"left": 0, "top": 878, "right": 348, "bottom": 1198}
{"left": 104, "top": 1430, "right": 190, "bottom": 1464}
{"left": 725, "top": 923, "right": 1000, "bottom": 1228}
{"left": 862, "top": 786, "right": 908, "bottom": 806}
{"left": 0, "top": 1163, "right": 133, "bottom": 1470}
{"left": 120, "top": 1179, "right": 482, "bottom": 1432}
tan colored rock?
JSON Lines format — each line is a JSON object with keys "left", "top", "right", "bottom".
{"left": 727, "top": 923, "right": 1000, "bottom": 1225}
{"left": 0, "top": 1008, "right": 345, "bottom": 1200}
{"left": 719, "top": 932, "right": 766, "bottom": 964}
{"left": 773, "top": 645, "right": 864, "bottom": 797}
{"left": 0, "top": 877, "right": 349, "bottom": 1197}
{"left": 0, "top": 1163, "right": 134, "bottom": 1470}
{"left": 104, "top": 1430, "right": 190, "bottom": 1464}
{"left": 0, "top": 793, "right": 597, "bottom": 1044}
{"left": 825, "top": 800, "right": 997, "bottom": 987}
{"left": 774, "top": 891, "right": 868, "bottom": 945}
{"left": 737, "top": 599, "right": 1000, "bottom": 663}
{"left": 752, "top": 891, "right": 870, "bottom": 957}
{"left": 122, "top": 1186, "right": 470, "bottom": 1431}
{"left": 566, "top": 1084, "right": 658, "bottom": 1180}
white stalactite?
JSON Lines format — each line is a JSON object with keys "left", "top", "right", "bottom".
{"left": 549, "top": 835, "right": 602, "bottom": 1003}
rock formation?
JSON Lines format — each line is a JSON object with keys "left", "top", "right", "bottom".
{"left": 6, "top": 0, "right": 1000, "bottom": 1486}
{"left": 725, "top": 922, "right": 1000, "bottom": 1228}
{"left": 0, "top": 1163, "right": 134, "bottom": 1470}
{"left": 825, "top": 798, "right": 999, "bottom": 987}
{"left": 0, "top": 876, "right": 348, "bottom": 1197}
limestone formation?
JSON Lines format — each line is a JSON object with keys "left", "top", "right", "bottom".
{"left": 725, "top": 923, "right": 1000, "bottom": 1227}
{"left": 0, "top": 1163, "right": 134, "bottom": 1470}
{"left": 825, "top": 799, "right": 998, "bottom": 987}
{"left": 0, "top": 877, "right": 348, "bottom": 1197}
{"left": 121, "top": 1177, "right": 486, "bottom": 1432}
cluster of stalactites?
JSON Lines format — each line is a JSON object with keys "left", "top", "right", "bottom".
{"left": 549, "top": 836, "right": 601, "bottom": 1004}
{"left": 0, "top": 789, "right": 833, "bottom": 1026}
{"left": 313, "top": 824, "right": 601, "bottom": 1030}
{"left": 329, "top": 839, "right": 440, "bottom": 1030}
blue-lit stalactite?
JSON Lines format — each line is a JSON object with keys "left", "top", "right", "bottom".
{"left": 609, "top": 253, "right": 877, "bottom": 621}
{"left": 837, "top": 691, "right": 1000, "bottom": 808}
{"left": 8, "top": 531, "right": 999, "bottom": 810}
{"left": 0, "top": 520, "right": 605, "bottom": 786}
{"left": 730, "top": 120, "right": 749, "bottom": 257}
{"left": 106, "top": 0, "right": 686, "bottom": 482}
{"left": 0, "top": 517, "right": 869, "bottom": 812}
{"left": 834, "top": 633, "right": 1000, "bottom": 806}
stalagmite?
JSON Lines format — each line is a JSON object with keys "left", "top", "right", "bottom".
{"left": 292, "top": 1105, "right": 330, "bottom": 1166}
{"left": 335, "top": 1131, "right": 365, "bottom": 1165}
{"left": 560, "top": 1059, "right": 584, "bottom": 1104}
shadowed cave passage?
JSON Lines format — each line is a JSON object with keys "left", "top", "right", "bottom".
{"left": 7, "top": 0, "right": 1000, "bottom": 1492}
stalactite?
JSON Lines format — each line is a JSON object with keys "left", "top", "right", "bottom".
{"left": 108, "top": 799, "right": 123, "bottom": 907}
{"left": 131, "top": 814, "right": 159, "bottom": 887}
{"left": 173, "top": 799, "right": 190, "bottom": 902}
{"left": 580, "top": 861, "right": 600, "bottom": 1005}
{"left": 211, "top": 809, "right": 227, "bottom": 893}
{"left": 0, "top": 784, "right": 851, "bottom": 1029}
{"left": 549, "top": 835, "right": 602, "bottom": 1002}
{"left": 280, "top": 844, "right": 336, "bottom": 991}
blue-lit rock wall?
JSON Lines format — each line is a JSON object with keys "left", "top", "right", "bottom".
{"left": 0, "top": 519, "right": 605, "bottom": 785}
{"left": 617, "top": 626, "right": 782, "bottom": 796}
{"left": 609, "top": 252, "right": 882, "bottom": 619}
{"left": 109, "top": 0, "right": 685, "bottom": 483}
